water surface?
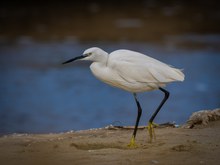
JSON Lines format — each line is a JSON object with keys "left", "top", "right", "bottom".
{"left": 0, "top": 39, "right": 219, "bottom": 134}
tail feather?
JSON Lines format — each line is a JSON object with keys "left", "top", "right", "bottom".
{"left": 173, "top": 68, "right": 185, "bottom": 81}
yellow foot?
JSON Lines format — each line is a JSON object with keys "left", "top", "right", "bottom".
{"left": 146, "top": 122, "right": 157, "bottom": 142}
{"left": 127, "top": 136, "right": 138, "bottom": 148}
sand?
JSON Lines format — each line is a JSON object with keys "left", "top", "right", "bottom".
{"left": 0, "top": 120, "right": 220, "bottom": 165}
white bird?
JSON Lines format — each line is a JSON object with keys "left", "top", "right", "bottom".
{"left": 63, "top": 47, "right": 185, "bottom": 147}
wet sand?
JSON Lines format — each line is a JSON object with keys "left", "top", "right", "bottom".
{"left": 0, "top": 120, "right": 219, "bottom": 165}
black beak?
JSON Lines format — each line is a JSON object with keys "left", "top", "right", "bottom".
{"left": 62, "top": 55, "right": 85, "bottom": 64}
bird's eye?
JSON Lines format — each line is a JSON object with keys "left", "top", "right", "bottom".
{"left": 87, "top": 52, "right": 92, "bottom": 56}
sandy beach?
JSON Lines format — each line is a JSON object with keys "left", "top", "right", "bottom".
{"left": 0, "top": 119, "right": 219, "bottom": 165}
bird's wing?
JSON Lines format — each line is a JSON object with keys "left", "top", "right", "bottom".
{"left": 108, "top": 50, "right": 184, "bottom": 83}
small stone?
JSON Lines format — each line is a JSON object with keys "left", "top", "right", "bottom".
{"left": 151, "top": 160, "right": 159, "bottom": 164}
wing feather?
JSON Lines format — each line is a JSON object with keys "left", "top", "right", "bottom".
{"left": 108, "top": 50, "right": 184, "bottom": 83}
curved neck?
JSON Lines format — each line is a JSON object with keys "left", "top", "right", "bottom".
{"left": 94, "top": 51, "right": 109, "bottom": 65}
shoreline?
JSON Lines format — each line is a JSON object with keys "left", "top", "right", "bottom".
{"left": 0, "top": 119, "right": 220, "bottom": 165}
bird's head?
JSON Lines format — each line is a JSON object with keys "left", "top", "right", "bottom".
{"left": 62, "top": 47, "right": 108, "bottom": 64}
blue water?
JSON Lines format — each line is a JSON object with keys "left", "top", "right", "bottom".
{"left": 0, "top": 38, "right": 220, "bottom": 134}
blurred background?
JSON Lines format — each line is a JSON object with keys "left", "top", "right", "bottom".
{"left": 0, "top": 0, "right": 220, "bottom": 134}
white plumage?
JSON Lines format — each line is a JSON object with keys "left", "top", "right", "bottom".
{"left": 63, "top": 47, "right": 185, "bottom": 146}
{"left": 86, "top": 47, "right": 184, "bottom": 92}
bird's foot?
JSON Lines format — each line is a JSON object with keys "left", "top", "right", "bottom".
{"left": 127, "top": 135, "right": 138, "bottom": 148}
{"left": 146, "top": 122, "right": 157, "bottom": 142}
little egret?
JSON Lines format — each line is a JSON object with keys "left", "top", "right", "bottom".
{"left": 63, "top": 47, "right": 185, "bottom": 147}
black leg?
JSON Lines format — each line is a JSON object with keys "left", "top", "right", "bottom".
{"left": 132, "top": 93, "right": 142, "bottom": 138}
{"left": 128, "top": 93, "right": 143, "bottom": 147}
{"left": 149, "top": 87, "right": 170, "bottom": 123}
